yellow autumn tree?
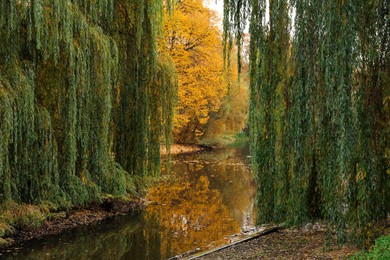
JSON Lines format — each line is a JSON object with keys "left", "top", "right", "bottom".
{"left": 202, "top": 46, "right": 250, "bottom": 146}
{"left": 160, "top": 0, "right": 228, "bottom": 143}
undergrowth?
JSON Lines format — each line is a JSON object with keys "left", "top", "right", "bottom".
{"left": 352, "top": 234, "right": 390, "bottom": 259}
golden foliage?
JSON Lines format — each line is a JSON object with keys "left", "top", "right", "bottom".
{"left": 145, "top": 175, "right": 240, "bottom": 257}
{"left": 160, "top": 0, "right": 230, "bottom": 142}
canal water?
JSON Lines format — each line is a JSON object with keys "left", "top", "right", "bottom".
{"left": 2, "top": 145, "right": 257, "bottom": 259}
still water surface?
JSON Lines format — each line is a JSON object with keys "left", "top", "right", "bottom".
{"left": 3, "top": 145, "right": 257, "bottom": 259}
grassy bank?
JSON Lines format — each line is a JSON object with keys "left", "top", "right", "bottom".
{"left": 0, "top": 175, "right": 167, "bottom": 248}
{"left": 200, "top": 132, "right": 249, "bottom": 148}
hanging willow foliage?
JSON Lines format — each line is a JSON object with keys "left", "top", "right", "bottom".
{"left": 0, "top": 0, "right": 177, "bottom": 207}
{"left": 224, "top": 0, "right": 389, "bottom": 246}
{"left": 148, "top": 55, "right": 178, "bottom": 176}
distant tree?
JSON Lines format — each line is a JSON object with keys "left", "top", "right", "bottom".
{"left": 160, "top": 0, "right": 230, "bottom": 143}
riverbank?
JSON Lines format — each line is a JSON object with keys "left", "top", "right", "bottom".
{"left": 160, "top": 134, "right": 249, "bottom": 156}
{"left": 0, "top": 196, "right": 143, "bottom": 250}
{"left": 0, "top": 172, "right": 177, "bottom": 251}
{"left": 160, "top": 144, "right": 210, "bottom": 156}
{"left": 0, "top": 144, "right": 207, "bottom": 251}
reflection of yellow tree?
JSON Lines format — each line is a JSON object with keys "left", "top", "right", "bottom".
{"left": 145, "top": 176, "right": 240, "bottom": 257}
{"left": 203, "top": 149, "right": 256, "bottom": 229}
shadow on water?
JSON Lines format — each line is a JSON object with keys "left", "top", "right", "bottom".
{"left": 2, "top": 145, "right": 257, "bottom": 260}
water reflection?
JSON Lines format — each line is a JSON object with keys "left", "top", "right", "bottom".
{"left": 166, "top": 146, "right": 256, "bottom": 232}
{"left": 2, "top": 214, "right": 161, "bottom": 260}
{"left": 145, "top": 176, "right": 240, "bottom": 259}
{"left": 1, "top": 145, "right": 256, "bottom": 259}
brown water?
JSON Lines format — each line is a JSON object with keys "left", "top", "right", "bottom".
{"left": 1, "top": 145, "right": 257, "bottom": 260}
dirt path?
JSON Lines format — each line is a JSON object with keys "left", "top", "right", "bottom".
{"left": 196, "top": 228, "right": 359, "bottom": 259}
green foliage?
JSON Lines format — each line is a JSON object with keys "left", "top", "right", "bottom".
{"left": 0, "top": 0, "right": 177, "bottom": 211}
{"left": 224, "top": 0, "right": 390, "bottom": 246}
{"left": 353, "top": 234, "right": 390, "bottom": 259}
{"left": 202, "top": 73, "right": 250, "bottom": 146}
{"left": 201, "top": 132, "right": 249, "bottom": 147}
{"left": 150, "top": 55, "right": 178, "bottom": 174}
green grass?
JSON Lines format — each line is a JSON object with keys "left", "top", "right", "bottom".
{"left": 201, "top": 132, "right": 249, "bottom": 147}
{"left": 0, "top": 201, "right": 47, "bottom": 230}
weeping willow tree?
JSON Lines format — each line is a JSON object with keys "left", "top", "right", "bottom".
{"left": 147, "top": 55, "right": 178, "bottom": 176}
{"left": 0, "top": 0, "right": 177, "bottom": 207}
{"left": 224, "top": 0, "right": 389, "bottom": 246}
{"left": 351, "top": 0, "right": 390, "bottom": 246}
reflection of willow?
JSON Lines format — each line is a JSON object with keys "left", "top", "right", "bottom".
{"left": 145, "top": 176, "right": 240, "bottom": 257}
{"left": 5, "top": 216, "right": 153, "bottom": 260}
